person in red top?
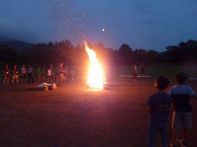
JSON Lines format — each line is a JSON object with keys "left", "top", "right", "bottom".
{"left": 12, "top": 64, "right": 19, "bottom": 84}
{"left": 3, "top": 64, "right": 10, "bottom": 85}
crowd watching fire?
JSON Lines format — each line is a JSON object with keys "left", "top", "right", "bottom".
{"left": 2, "top": 63, "right": 79, "bottom": 86}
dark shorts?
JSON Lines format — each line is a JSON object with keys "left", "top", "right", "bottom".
{"left": 172, "top": 111, "right": 192, "bottom": 129}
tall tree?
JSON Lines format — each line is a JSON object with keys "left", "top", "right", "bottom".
{"left": 118, "top": 44, "right": 132, "bottom": 65}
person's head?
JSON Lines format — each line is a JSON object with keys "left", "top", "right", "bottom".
{"left": 155, "top": 76, "right": 169, "bottom": 91}
{"left": 176, "top": 72, "right": 188, "bottom": 84}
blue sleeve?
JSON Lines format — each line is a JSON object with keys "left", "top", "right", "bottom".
{"left": 187, "top": 86, "right": 196, "bottom": 96}
{"left": 167, "top": 88, "right": 173, "bottom": 95}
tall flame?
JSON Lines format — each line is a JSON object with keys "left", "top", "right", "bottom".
{"left": 84, "top": 42, "right": 106, "bottom": 89}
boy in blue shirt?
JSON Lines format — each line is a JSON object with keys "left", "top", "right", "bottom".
{"left": 168, "top": 72, "right": 196, "bottom": 147}
{"left": 147, "top": 76, "right": 172, "bottom": 147}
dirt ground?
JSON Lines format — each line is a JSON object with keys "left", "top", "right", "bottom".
{"left": 0, "top": 78, "right": 197, "bottom": 147}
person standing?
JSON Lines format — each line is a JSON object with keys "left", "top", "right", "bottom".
{"left": 36, "top": 65, "right": 42, "bottom": 83}
{"left": 12, "top": 64, "right": 19, "bottom": 84}
{"left": 58, "top": 63, "right": 65, "bottom": 85}
{"left": 140, "top": 62, "right": 145, "bottom": 74}
{"left": 132, "top": 64, "right": 137, "bottom": 80}
{"left": 27, "top": 65, "right": 34, "bottom": 83}
{"left": 21, "top": 64, "right": 27, "bottom": 84}
{"left": 3, "top": 64, "right": 10, "bottom": 85}
{"left": 168, "top": 72, "right": 197, "bottom": 147}
{"left": 47, "top": 65, "right": 52, "bottom": 83}
{"left": 147, "top": 76, "right": 172, "bottom": 147}
{"left": 41, "top": 66, "right": 46, "bottom": 82}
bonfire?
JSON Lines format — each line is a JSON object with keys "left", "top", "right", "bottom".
{"left": 84, "top": 42, "right": 106, "bottom": 89}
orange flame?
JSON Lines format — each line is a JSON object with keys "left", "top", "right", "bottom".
{"left": 84, "top": 42, "right": 106, "bottom": 89}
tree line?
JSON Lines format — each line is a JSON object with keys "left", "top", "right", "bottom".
{"left": 0, "top": 39, "right": 197, "bottom": 67}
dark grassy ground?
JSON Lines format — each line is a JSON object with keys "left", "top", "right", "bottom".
{"left": 0, "top": 78, "right": 197, "bottom": 147}
{"left": 116, "top": 64, "right": 197, "bottom": 78}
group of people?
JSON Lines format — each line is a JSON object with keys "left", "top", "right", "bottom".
{"left": 147, "top": 72, "right": 196, "bottom": 147}
{"left": 3, "top": 64, "right": 33, "bottom": 85}
{"left": 2, "top": 63, "right": 78, "bottom": 85}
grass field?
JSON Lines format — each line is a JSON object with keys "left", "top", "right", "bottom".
{"left": 115, "top": 63, "right": 197, "bottom": 78}
{"left": 0, "top": 77, "right": 197, "bottom": 147}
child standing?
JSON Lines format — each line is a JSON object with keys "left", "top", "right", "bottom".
{"left": 21, "top": 64, "right": 27, "bottom": 84}
{"left": 12, "top": 64, "right": 19, "bottom": 84}
{"left": 3, "top": 64, "right": 10, "bottom": 85}
{"left": 47, "top": 66, "right": 52, "bottom": 83}
{"left": 132, "top": 64, "right": 137, "bottom": 80}
{"left": 147, "top": 76, "right": 172, "bottom": 147}
{"left": 168, "top": 72, "right": 196, "bottom": 147}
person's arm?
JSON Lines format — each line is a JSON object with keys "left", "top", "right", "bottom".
{"left": 146, "top": 96, "right": 152, "bottom": 113}
{"left": 167, "top": 87, "right": 173, "bottom": 96}
{"left": 167, "top": 88, "right": 174, "bottom": 111}
{"left": 188, "top": 86, "right": 197, "bottom": 100}
{"left": 166, "top": 94, "right": 173, "bottom": 112}
{"left": 191, "top": 95, "right": 197, "bottom": 100}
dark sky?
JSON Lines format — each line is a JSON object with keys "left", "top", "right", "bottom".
{"left": 0, "top": 0, "right": 197, "bottom": 51}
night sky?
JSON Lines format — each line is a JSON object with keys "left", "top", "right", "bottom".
{"left": 0, "top": 0, "right": 197, "bottom": 51}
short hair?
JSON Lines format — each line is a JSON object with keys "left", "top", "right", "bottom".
{"left": 176, "top": 72, "right": 188, "bottom": 84}
{"left": 156, "top": 76, "right": 169, "bottom": 90}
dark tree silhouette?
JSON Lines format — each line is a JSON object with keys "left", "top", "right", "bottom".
{"left": 118, "top": 44, "right": 132, "bottom": 65}
{"left": 1, "top": 38, "right": 197, "bottom": 67}
{"left": 0, "top": 45, "right": 18, "bottom": 63}
{"left": 165, "top": 40, "right": 197, "bottom": 63}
